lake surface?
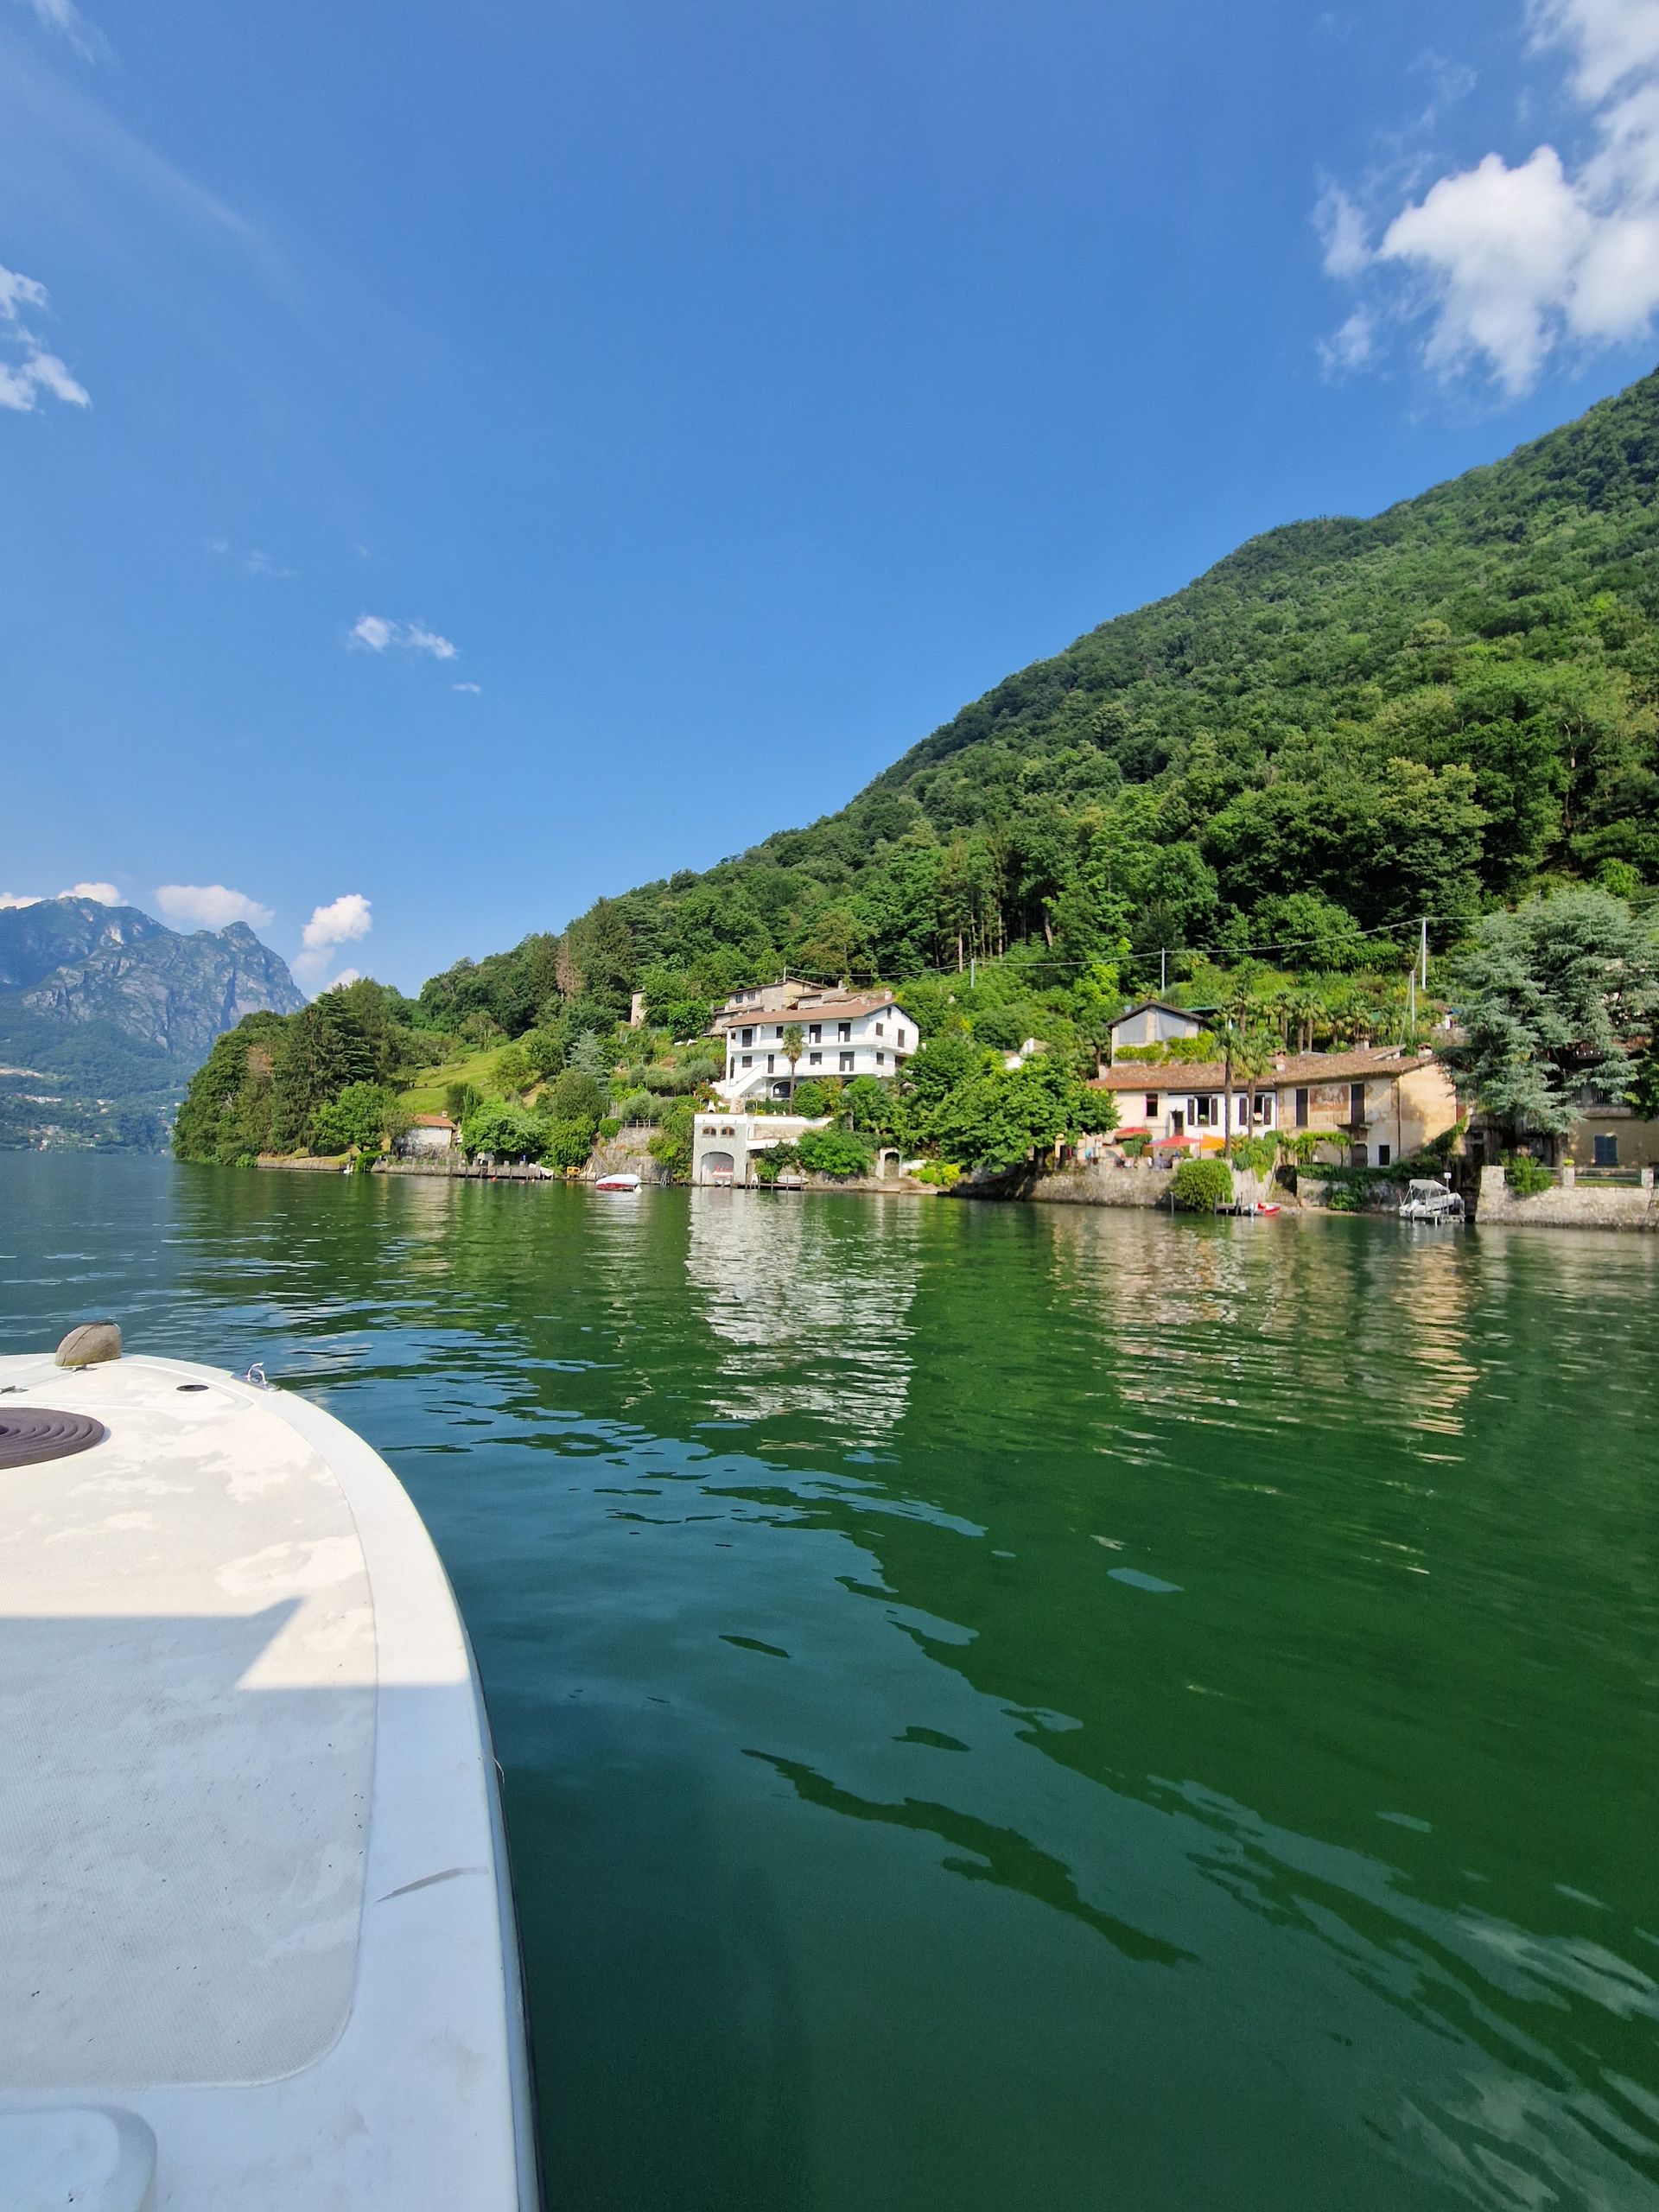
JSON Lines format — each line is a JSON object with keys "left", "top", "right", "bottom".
{"left": 3, "top": 1154, "right": 1656, "bottom": 2211}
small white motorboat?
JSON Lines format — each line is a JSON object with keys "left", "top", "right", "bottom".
{"left": 0, "top": 1334, "right": 538, "bottom": 2211}
{"left": 594, "top": 1172, "right": 641, "bottom": 1192}
{"left": 1399, "top": 1176, "right": 1465, "bottom": 1223}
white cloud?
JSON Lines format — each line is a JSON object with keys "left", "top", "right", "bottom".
{"left": 453, "top": 680, "right": 482, "bottom": 694}
{"left": 350, "top": 613, "right": 459, "bottom": 660}
{"left": 1315, "top": 186, "right": 1371, "bottom": 277}
{"left": 324, "top": 968, "right": 362, "bottom": 991}
{"left": 302, "top": 893, "right": 372, "bottom": 950}
{"left": 295, "top": 892, "right": 372, "bottom": 984}
{"left": 1, "top": 880, "right": 118, "bottom": 907}
{"left": 0, "top": 262, "right": 89, "bottom": 415}
{"left": 155, "top": 882, "right": 274, "bottom": 931}
{"left": 1319, "top": 0, "right": 1659, "bottom": 391}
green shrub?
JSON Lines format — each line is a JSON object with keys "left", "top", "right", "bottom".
{"left": 790, "top": 1076, "right": 840, "bottom": 1119}
{"left": 912, "top": 1159, "right": 961, "bottom": 1186}
{"left": 1228, "top": 1132, "right": 1279, "bottom": 1175}
{"left": 752, "top": 1141, "right": 799, "bottom": 1185}
{"left": 1504, "top": 1151, "right": 1555, "bottom": 1196}
{"left": 647, "top": 1097, "right": 695, "bottom": 1181}
{"left": 597, "top": 1117, "right": 621, "bottom": 1141}
{"left": 493, "top": 1042, "right": 533, "bottom": 1095}
{"left": 550, "top": 1069, "right": 606, "bottom": 1123}
{"left": 544, "top": 1116, "right": 599, "bottom": 1171}
{"left": 797, "top": 1127, "right": 874, "bottom": 1179}
{"left": 1171, "top": 1157, "right": 1234, "bottom": 1211}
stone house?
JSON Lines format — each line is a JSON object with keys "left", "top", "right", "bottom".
{"left": 397, "top": 1113, "right": 458, "bottom": 1158}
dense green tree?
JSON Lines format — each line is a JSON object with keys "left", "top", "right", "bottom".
{"left": 172, "top": 1012, "right": 287, "bottom": 1163}
{"left": 797, "top": 1127, "right": 874, "bottom": 1178}
{"left": 309, "top": 1081, "right": 400, "bottom": 1155}
{"left": 1445, "top": 889, "right": 1659, "bottom": 1143}
{"left": 549, "top": 1068, "right": 606, "bottom": 1123}
{"left": 931, "top": 1054, "right": 1115, "bottom": 1172}
{"left": 461, "top": 1100, "right": 546, "bottom": 1160}
{"left": 267, "top": 994, "right": 376, "bottom": 1152}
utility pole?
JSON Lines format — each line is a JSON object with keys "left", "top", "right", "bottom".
{"left": 1160, "top": 947, "right": 1166, "bottom": 995}
{"left": 1420, "top": 918, "right": 1428, "bottom": 990}
{"left": 969, "top": 954, "right": 976, "bottom": 990}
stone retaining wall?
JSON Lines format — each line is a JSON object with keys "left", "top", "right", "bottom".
{"left": 587, "top": 1125, "right": 671, "bottom": 1185}
{"left": 1475, "top": 1163, "right": 1657, "bottom": 1230}
{"left": 1021, "top": 1160, "right": 1280, "bottom": 1211}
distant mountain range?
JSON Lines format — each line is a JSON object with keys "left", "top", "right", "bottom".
{"left": 0, "top": 897, "right": 305, "bottom": 1150}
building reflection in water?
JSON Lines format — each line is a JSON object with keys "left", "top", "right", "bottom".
{"left": 686, "top": 1189, "right": 922, "bottom": 1434}
{"left": 1036, "top": 1208, "right": 1478, "bottom": 1455}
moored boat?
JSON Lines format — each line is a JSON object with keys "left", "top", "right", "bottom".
{"left": 594, "top": 1172, "right": 641, "bottom": 1192}
{"left": 0, "top": 1338, "right": 538, "bottom": 2211}
{"left": 1398, "top": 1176, "right": 1465, "bottom": 1223}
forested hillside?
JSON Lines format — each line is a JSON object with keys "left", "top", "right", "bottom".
{"left": 179, "top": 371, "right": 1659, "bottom": 1174}
{"left": 422, "top": 365, "right": 1659, "bottom": 1034}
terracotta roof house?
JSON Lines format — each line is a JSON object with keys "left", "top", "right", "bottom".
{"left": 712, "top": 989, "right": 918, "bottom": 1106}
{"left": 397, "top": 1113, "right": 459, "bottom": 1159}
{"left": 1091, "top": 1046, "right": 1459, "bottom": 1166}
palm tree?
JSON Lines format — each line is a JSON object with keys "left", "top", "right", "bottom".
{"left": 782, "top": 1023, "right": 804, "bottom": 1106}
{"left": 1236, "top": 1027, "right": 1274, "bottom": 1152}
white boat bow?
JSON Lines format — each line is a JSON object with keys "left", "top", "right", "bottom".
{"left": 0, "top": 1350, "right": 538, "bottom": 2212}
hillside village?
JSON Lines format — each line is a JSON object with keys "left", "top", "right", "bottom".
{"left": 173, "top": 878, "right": 1659, "bottom": 1229}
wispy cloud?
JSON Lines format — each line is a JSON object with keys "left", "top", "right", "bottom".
{"left": 0, "top": 35, "right": 287, "bottom": 304}
{"left": 12, "top": 0, "right": 101, "bottom": 62}
{"left": 155, "top": 882, "right": 274, "bottom": 931}
{"left": 0, "top": 259, "right": 88, "bottom": 414}
{"left": 208, "top": 536, "right": 292, "bottom": 580}
{"left": 453, "top": 681, "right": 482, "bottom": 694}
{"left": 1319, "top": 0, "right": 1659, "bottom": 392}
{"left": 295, "top": 892, "right": 372, "bottom": 985}
{"left": 350, "top": 613, "right": 459, "bottom": 661}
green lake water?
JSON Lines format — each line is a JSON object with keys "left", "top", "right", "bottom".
{"left": 2, "top": 1153, "right": 1656, "bottom": 2210}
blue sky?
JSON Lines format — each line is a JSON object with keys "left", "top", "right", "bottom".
{"left": 3, "top": 0, "right": 1657, "bottom": 991}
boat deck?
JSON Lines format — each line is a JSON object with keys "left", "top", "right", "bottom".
{"left": 0, "top": 1352, "right": 536, "bottom": 2210}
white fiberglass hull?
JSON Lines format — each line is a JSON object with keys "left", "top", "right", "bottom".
{"left": 0, "top": 1352, "right": 538, "bottom": 2212}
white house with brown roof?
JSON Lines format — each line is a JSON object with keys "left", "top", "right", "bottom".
{"left": 1090, "top": 1046, "right": 1459, "bottom": 1167}
{"left": 711, "top": 987, "right": 918, "bottom": 1104}
{"left": 396, "top": 1112, "right": 459, "bottom": 1158}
